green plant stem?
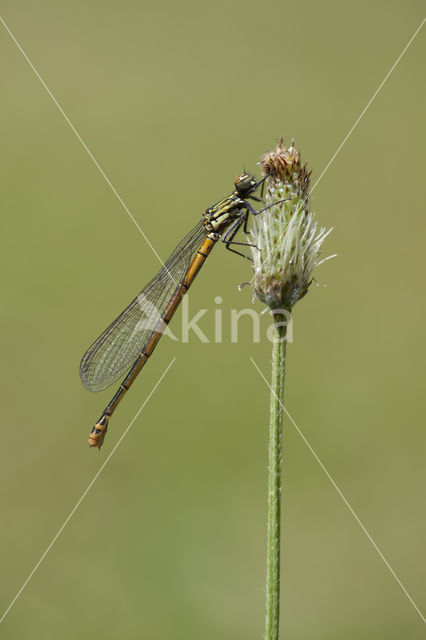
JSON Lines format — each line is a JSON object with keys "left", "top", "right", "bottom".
{"left": 265, "top": 320, "right": 287, "bottom": 640}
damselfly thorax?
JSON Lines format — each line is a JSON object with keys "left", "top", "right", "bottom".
{"left": 203, "top": 174, "right": 258, "bottom": 233}
{"left": 80, "top": 172, "right": 283, "bottom": 449}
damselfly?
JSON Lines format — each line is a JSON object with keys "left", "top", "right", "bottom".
{"left": 80, "top": 173, "right": 280, "bottom": 449}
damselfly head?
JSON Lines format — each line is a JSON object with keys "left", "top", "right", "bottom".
{"left": 234, "top": 173, "right": 257, "bottom": 195}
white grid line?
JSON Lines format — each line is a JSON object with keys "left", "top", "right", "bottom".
{"left": 311, "top": 17, "right": 425, "bottom": 193}
{"left": 0, "top": 357, "right": 176, "bottom": 625}
{"left": 250, "top": 356, "right": 426, "bottom": 624}
{"left": 251, "top": 17, "right": 425, "bottom": 283}
{"left": 1, "top": 8, "right": 424, "bottom": 628}
{"left": 0, "top": 15, "right": 166, "bottom": 270}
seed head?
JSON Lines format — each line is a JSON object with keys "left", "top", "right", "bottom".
{"left": 249, "top": 138, "right": 333, "bottom": 310}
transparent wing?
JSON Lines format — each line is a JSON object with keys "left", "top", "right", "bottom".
{"left": 80, "top": 220, "right": 207, "bottom": 392}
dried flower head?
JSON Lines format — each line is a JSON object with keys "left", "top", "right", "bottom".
{"left": 249, "top": 138, "right": 333, "bottom": 310}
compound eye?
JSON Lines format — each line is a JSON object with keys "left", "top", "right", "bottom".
{"left": 234, "top": 174, "right": 254, "bottom": 193}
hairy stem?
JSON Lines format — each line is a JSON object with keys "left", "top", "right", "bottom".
{"left": 265, "top": 320, "right": 287, "bottom": 640}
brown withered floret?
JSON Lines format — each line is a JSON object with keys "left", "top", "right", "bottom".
{"left": 262, "top": 137, "right": 311, "bottom": 202}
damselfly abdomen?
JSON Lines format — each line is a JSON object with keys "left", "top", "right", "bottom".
{"left": 80, "top": 173, "right": 278, "bottom": 448}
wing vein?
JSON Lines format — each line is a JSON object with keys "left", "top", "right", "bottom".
{"left": 80, "top": 221, "right": 207, "bottom": 392}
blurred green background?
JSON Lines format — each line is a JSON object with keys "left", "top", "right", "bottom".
{"left": 1, "top": 1, "right": 425, "bottom": 638}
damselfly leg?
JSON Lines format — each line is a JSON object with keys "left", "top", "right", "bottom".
{"left": 222, "top": 216, "right": 258, "bottom": 261}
